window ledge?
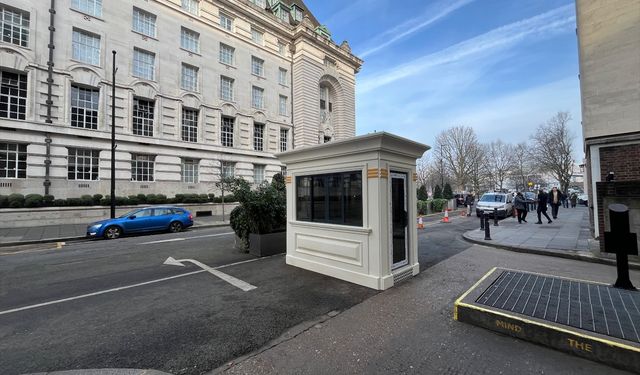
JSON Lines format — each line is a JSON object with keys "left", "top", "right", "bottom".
{"left": 70, "top": 8, "right": 105, "bottom": 21}
{"left": 219, "top": 62, "right": 236, "bottom": 69}
{"left": 289, "top": 220, "right": 372, "bottom": 234}
{"left": 70, "top": 58, "right": 102, "bottom": 69}
{"left": 180, "top": 47, "right": 201, "bottom": 56}
{"left": 131, "top": 30, "right": 158, "bottom": 41}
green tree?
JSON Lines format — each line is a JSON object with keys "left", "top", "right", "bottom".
{"left": 417, "top": 185, "right": 428, "bottom": 201}
{"left": 433, "top": 185, "right": 442, "bottom": 199}
{"left": 443, "top": 183, "right": 453, "bottom": 199}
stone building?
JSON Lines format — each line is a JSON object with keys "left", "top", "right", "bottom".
{"left": 575, "top": 0, "right": 640, "bottom": 243}
{"left": 0, "top": 0, "right": 361, "bottom": 199}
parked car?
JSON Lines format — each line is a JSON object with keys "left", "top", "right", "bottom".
{"left": 454, "top": 194, "right": 466, "bottom": 207}
{"left": 87, "top": 206, "right": 193, "bottom": 239}
{"left": 475, "top": 192, "right": 513, "bottom": 219}
{"left": 577, "top": 194, "right": 589, "bottom": 206}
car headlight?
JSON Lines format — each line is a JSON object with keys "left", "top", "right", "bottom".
{"left": 90, "top": 223, "right": 103, "bottom": 229}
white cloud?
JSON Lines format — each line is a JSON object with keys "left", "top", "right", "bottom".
{"left": 358, "top": 4, "right": 576, "bottom": 93}
{"left": 358, "top": 0, "right": 475, "bottom": 58}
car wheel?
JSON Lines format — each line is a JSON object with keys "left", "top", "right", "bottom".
{"left": 104, "top": 226, "right": 122, "bottom": 240}
{"left": 169, "top": 221, "right": 183, "bottom": 233}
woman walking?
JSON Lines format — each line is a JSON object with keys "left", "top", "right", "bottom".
{"left": 514, "top": 192, "right": 528, "bottom": 223}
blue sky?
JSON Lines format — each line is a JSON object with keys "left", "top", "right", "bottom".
{"left": 304, "top": 0, "right": 582, "bottom": 154}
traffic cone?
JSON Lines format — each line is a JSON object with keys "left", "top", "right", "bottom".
{"left": 460, "top": 209, "right": 466, "bottom": 217}
{"left": 417, "top": 216, "right": 424, "bottom": 229}
{"left": 442, "top": 210, "right": 450, "bottom": 223}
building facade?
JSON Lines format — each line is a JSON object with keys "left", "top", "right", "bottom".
{"left": 0, "top": 0, "right": 362, "bottom": 199}
{"left": 576, "top": 0, "right": 640, "bottom": 242}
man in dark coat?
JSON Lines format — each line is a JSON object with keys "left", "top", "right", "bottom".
{"left": 464, "top": 193, "right": 475, "bottom": 217}
{"left": 514, "top": 192, "right": 528, "bottom": 224}
{"left": 548, "top": 186, "right": 563, "bottom": 219}
{"left": 536, "top": 189, "right": 553, "bottom": 224}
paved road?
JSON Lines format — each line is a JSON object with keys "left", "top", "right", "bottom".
{"left": 0, "top": 227, "right": 377, "bottom": 375}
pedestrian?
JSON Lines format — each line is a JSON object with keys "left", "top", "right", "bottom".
{"left": 464, "top": 193, "right": 475, "bottom": 217}
{"left": 570, "top": 192, "right": 577, "bottom": 208}
{"left": 514, "top": 192, "right": 528, "bottom": 224}
{"left": 536, "top": 189, "right": 553, "bottom": 224}
{"left": 549, "top": 186, "right": 563, "bottom": 219}
{"left": 561, "top": 192, "right": 569, "bottom": 208}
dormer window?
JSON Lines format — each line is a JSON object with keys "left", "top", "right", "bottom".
{"left": 291, "top": 4, "right": 303, "bottom": 22}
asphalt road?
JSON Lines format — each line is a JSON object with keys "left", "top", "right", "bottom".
{"left": 0, "top": 214, "right": 479, "bottom": 375}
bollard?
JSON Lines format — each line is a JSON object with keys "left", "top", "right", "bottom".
{"left": 494, "top": 207, "right": 499, "bottom": 226}
{"left": 479, "top": 210, "right": 485, "bottom": 231}
{"left": 604, "top": 204, "right": 638, "bottom": 290}
{"left": 484, "top": 214, "right": 491, "bottom": 240}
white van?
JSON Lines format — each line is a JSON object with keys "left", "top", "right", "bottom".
{"left": 475, "top": 192, "right": 513, "bottom": 219}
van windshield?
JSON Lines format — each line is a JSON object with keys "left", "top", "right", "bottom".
{"left": 480, "top": 194, "right": 505, "bottom": 203}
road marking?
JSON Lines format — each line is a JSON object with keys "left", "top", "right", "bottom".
{"left": 139, "top": 232, "right": 234, "bottom": 245}
{"left": 0, "top": 255, "right": 280, "bottom": 316}
{"left": 164, "top": 257, "right": 257, "bottom": 292}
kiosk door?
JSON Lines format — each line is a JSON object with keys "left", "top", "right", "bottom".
{"left": 390, "top": 172, "right": 408, "bottom": 269}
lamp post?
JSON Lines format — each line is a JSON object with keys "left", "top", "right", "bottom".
{"left": 110, "top": 50, "right": 117, "bottom": 218}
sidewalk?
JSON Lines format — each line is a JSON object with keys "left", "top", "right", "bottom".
{"left": 461, "top": 206, "right": 615, "bottom": 261}
{"left": 0, "top": 215, "right": 228, "bottom": 246}
{"left": 216, "top": 242, "right": 639, "bottom": 374}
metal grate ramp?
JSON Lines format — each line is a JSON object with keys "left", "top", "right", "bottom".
{"left": 475, "top": 270, "right": 640, "bottom": 344}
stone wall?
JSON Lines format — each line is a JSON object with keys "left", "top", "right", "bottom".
{"left": 0, "top": 203, "right": 238, "bottom": 229}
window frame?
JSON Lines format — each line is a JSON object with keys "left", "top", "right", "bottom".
{"left": 0, "top": 70, "right": 27, "bottom": 120}
{"left": 181, "top": 158, "right": 199, "bottom": 183}
{"left": 181, "top": 63, "right": 199, "bottom": 92}
{"left": 219, "top": 43, "right": 235, "bottom": 65}
{"left": 251, "top": 85, "right": 264, "bottom": 109}
{"left": 253, "top": 164, "right": 265, "bottom": 184}
{"left": 279, "top": 128, "right": 288, "bottom": 152}
{"left": 279, "top": 95, "right": 288, "bottom": 116}
{"left": 181, "top": 0, "right": 199, "bottom": 15}
{"left": 221, "top": 161, "right": 235, "bottom": 179}
{"left": 220, "top": 75, "right": 234, "bottom": 101}
{"left": 251, "top": 27, "right": 263, "bottom": 45}
{"left": 0, "top": 5, "right": 30, "bottom": 48}
{"left": 70, "top": 84, "right": 99, "bottom": 130}
{"left": 132, "top": 7, "right": 157, "bottom": 38}
{"left": 131, "top": 153, "right": 155, "bottom": 182}
{"left": 132, "top": 97, "right": 154, "bottom": 137}
{"left": 219, "top": 12, "right": 233, "bottom": 31}
{"left": 251, "top": 56, "right": 264, "bottom": 77}
{"left": 221, "top": 116, "right": 234, "bottom": 147}
{"left": 132, "top": 47, "right": 156, "bottom": 81}
{"left": 67, "top": 147, "right": 99, "bottom": 181}
{"left": 72, "top": 28, "right": 101, "bottom": 66}
{"left": 0, "top": 142, "right": 27, "bottom": 179}
{"left": 253, "top": 123, "right": 264, "bottom": 151}
{"left": 71, "top": 0, "right": 102, "bottom": 17}
{"left": 181, "top": 107, "right": 199, "bottom": 143}
{"left": 278, "top": 68, "right": 288, "bottom": 86}
{"left": 295, "top": 171, "right": 364, "bottom": 227}
{"left": 180, "top": 27, "right": 200, "bottom": 53}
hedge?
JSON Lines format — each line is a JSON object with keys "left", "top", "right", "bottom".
{"left": 0, "top": 193, "right": 238, "bottom": 209}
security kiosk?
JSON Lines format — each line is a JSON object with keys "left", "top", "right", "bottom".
{"left": 277, "top": 132, "right": 429, "bottom": 290}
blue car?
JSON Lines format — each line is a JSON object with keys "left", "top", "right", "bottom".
{"left": 87, "top": 206, "right": 193, "bottom": 239}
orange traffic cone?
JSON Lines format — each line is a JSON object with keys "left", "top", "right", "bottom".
{"left": 442, "top": 210, "right": 450, "bottom": 223}
{"left": 417, "top": 216, "right": 424, "bottom": 229}
{"left": 460, "top": 209, "right": 467, "bottom": 217}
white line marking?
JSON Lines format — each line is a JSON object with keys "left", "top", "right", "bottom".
{"left": 0, "top": 254, "right": 282, "bottom": 316}
{"left": 164, "top": 257, "right": 257, "bottom": 292}
{"left": 139, "top": 232, "right": 234, "bottom": 245}
{"left": 0, "top": 270, "right": 205, "bottom": 316}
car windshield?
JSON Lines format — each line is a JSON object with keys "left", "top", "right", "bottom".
{"left": 479, "top": 194, "right": 505, "bottom": 203}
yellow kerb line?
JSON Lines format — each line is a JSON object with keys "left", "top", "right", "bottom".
{"left": 456, "top": 302, "right": 640, "bottom": 353}
{"left": 453, "top": 267, "right": 497, "bottom": 320}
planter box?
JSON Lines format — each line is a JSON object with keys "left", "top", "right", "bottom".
{"left": 249, "top": 231, "right": 286, "bottom": 257}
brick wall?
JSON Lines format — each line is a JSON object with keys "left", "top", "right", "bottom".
{"left": 600, "top": 144, "right": 640, "bottom": 181}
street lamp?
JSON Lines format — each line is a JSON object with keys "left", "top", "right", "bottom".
{"left": 110, "top": 50, "right": 117, "bottom": 218}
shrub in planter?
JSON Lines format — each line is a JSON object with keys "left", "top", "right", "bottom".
{"left": 148, "top": 194, "right": 167, "bottom": 204}
{"left": 173, "top": 194, "right": 185, "bottom": 203}
{"left": 53, "top": 199, "right": 67, "bottom": 206}
{"left": 198, "top": 194, "right": 209, "bottom": 203}
{"left": 230, "top": 205, "right": 250, "bottom": 250}
{"left": 66, "top": 197, "right": 83, "bottom": 206}
{"left": 417, "top": 200, "right": 429, "bottom": 215}
{"left": 431, "top": 198, "right": 448, "bottom": 212}
{"left": 24, "top": 194, "right": 44, "bottom": 208}
{"left": 100, "top": 197, "right": 110, "bottom": 206}
{"left": 115, "top": 196, "right": 129, "bottom": 206}
{"left": 92, "top": 194, "right": 103, "bottom": 205}
{"left": 44, "top": 194, "right": 55, "bottom": 206}
{"left": 208, "top": 193, "right": 216, "bottom": 202}
{"left": 136, "top": 194, "right": 147, "bottom": 204}
{"left": 0, "top": 195, "right": 8, "bottom": 208}
{"left": 126, "top": 195, "right": 139, "bottom": 205}
{"left": 80, "top": 195, "right": 94, "bottom": 206}
{"left": 229, "top": 174, "right": 286, "bottom": 251}
{"left": 8, "top": 194, "right": 24, "bottom": 208}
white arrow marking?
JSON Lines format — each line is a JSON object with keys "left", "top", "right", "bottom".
{"left": 140, "top": 232, "right": 233, "bottom": 245}
{"left": 164, "top": 257, "right": 257, "bottom": 292}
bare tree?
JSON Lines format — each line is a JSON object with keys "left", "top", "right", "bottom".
{"left": 468, "top": 143, "right": 490, "bottom": 194}
{"left": 416, "top": 154, "right": 430, "bottom": 189}
{"left": 532, "top": 111, "right": 575, "bottom": 193}
{"left": 434, "top": 126, "right": 481, "bottom": 191}
{"left": 512, "top": 142, "right": 536, "bottom": 191}
{"left": 486, "top": 140, "right": 515, "bottom": 191}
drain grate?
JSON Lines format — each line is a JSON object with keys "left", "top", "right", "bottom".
{"left": 476, "top": 270, "right": 640, "bottom": 343}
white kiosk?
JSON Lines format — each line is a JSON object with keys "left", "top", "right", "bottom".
{"left": 277, "top": 132, "right": 430, "bottom": 290}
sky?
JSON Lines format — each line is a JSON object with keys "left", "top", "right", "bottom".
{"left": 303, "top": 0, "right": 583, "bottom": 157}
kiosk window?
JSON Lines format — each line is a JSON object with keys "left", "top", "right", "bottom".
{"left": 296, "top": 171, "right": 363, "bottom": 226}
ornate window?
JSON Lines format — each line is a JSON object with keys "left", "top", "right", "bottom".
{"left": 181, "top": 108, "right": 198, "bottom": 142}
{"left": 253, "top": 123, "right": 264, "bottom": 151}
{"left": 70, "top": 85, "right": 99, "bottom": 129}
{"left": 0, "top": 71, "right": 27, "bottom": 120}
{"left": 221, "top": 116, "right": 234, "bottom": 147}
{"left": 132, "top": 98, "right": 154, "bottom": 137}
{"left": 280, "top": 128, "right": 288, "bottom": 152}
